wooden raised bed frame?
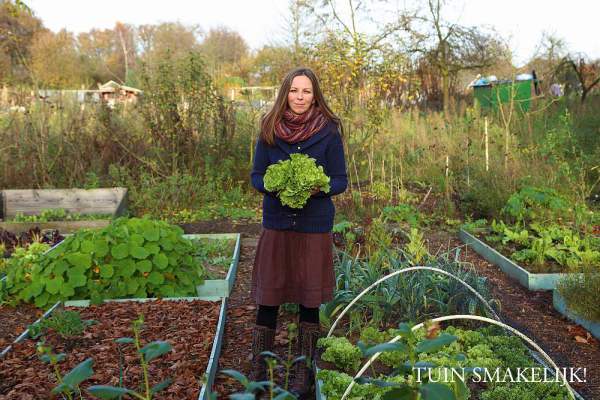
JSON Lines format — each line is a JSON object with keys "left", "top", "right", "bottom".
{"left": 0, "top": 187, "right": 128, "bottom": 233}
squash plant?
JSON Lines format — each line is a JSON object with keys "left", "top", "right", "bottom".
{"left": 1, "top": 217, "right": 205, "bottom": 307}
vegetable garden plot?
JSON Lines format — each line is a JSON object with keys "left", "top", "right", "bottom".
{"left": 314, "top": 322, "right": 575, "bottom": 400}
{"left": 0, "top": 188, "right": 128, "bottom": 234}
{"left": 0, "top": 227, "right": 64, "bottom": 259}
{"left": 185, "top": 234, "right": 241, "bottom": 299}
{"left": 459, "top": 229, "right": 592, "bottom": 291}
{"left": 0, "top": 299, "right": 222, "bottom": 399}
{"left": 0, "top": 218, "right": 241, "bottom": 308}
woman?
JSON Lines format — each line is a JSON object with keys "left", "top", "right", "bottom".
{"left": 249, "top": 67, "right": 348, "bottom": 397}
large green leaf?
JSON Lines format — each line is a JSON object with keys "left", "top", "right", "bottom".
{"left": 416, "top": 334, "right": 457, "bottom": 354}
{"left": 130, "top": 246, "right": 149, "bottom": 260}
{"left": 382, "top": 386, "right": 413, "bottom": 400}
{"left": 53, "top": 260, "right": 69, "bottom": 277}
{"left": 34, "top": 291, "right": 50, "bottom": 307}
{"left": 46, "top": 277, "right": 63, "bottom": 295}
{"left": 148, "top": 271, "right": 164, "bottom": 285}
{"left": 80, "top": 240, "right": 95, "bottom": 254}
{"left": 136, "top": 260, "right": 152, "bottom": 273}
{"left": 419, "top": 382, "right": 455, "bottom": 400}
{"left": 139, "top": 340, "right": 172, "bottom": 362}
{"left": 145, "top": 242, "right": 160, "bottom": 255}
{"left": 67, "top": 266, "right": 87, "bottom": 288}
{"left": 94, "top": 239, "right": 109, "bottom": 258}
{"left": 220, "top": 369, "right": 249, "bottom": 385}
{"left": 153, "top": 253, "right": 169, "bottom": 269}
{"left": 130, "top": 233, "right": 145, "bottom": 247}
{"left": 126, "top": 279, "right": 139, "bottom": 294}
{"left": 87, "top": 386, "right": 135, "bottom": 399}
{"left": 116, "top": 259, "right": 136, "bottom": 278}
{"left": 65, "top": 253, "right": 92, "bottom": 269}
{"left": 28, "top": 280, "right": 44, "bottom": 297}
{"left": 111, "top": 243, "right": 129, "bottom": 259}
{"left": 358, "top": 341, "right": 408, "bottom": 357}
{"left": 161, "top": 238, "right": 174, "bottom": 251}
{"left": 99, "top": 264, "right": 114, "bottom": 278}
{"left": 51, "top": 358, "right": 94, "bottom": 394}
{"left": 60, "top": 283, "right": 75, "bottom": 297}
{"left": 143, "top": 227, "right": 160, "bottom": 242}
{"left": 151, "top": 378, "right": 173, "bottom": 394}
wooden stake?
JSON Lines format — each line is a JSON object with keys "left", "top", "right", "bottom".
{"left": 445, "top": 154, "right": 450, "bottom": 200}
{"left": 485, "top": 117, "right": 489, "bottom": 172}
{"left": 390, "top": 155, "right": 394, "bottom": 199}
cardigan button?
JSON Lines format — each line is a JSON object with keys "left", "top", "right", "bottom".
{"left": 297, "top": 146, "right": 301, "bottom": 149}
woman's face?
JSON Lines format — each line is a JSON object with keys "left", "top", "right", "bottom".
{"left": 287, "top": 75, "right": 315, "bottom": 115}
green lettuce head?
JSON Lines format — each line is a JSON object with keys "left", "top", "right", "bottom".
{"left": 264, "top": 153, "right": 331, "bottom": 208}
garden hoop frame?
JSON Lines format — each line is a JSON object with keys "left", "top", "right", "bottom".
{"left": 326, "top": 266, "right": 502, "bottom": 338}
{"left": 340, "top": 314, "right": 577, "bottom": 400}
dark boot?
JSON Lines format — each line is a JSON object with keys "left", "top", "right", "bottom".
{"left": 248, "top": 324, "right": 276, "bottom": 395}
{"left": 289, "top": 321, "right": 320, "bottom": 399}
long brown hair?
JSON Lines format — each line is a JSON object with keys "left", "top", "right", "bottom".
{"left": 260, "top": 67, "right": 342, "bottom": 146}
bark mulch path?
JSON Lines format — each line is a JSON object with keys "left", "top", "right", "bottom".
{"left": 208, "top": 233, "right": 305, "bottom": 399}
{"left": 0, "top": 300, "right": 220, "bottom": 400}
{"left": 425, "top": 229, "right": 600, "bottom": 400}
{"left": 0, "top": 304, "right": 42, "bottom": 350}
{"left": 179, "top": 218, "right": 262, "bottom": 236}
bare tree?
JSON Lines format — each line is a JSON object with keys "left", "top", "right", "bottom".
{"left": 557, "top": 55, "right": 600, "bottom": 103}
{"left": 298, "top": 0, "right": 414, "bottom": 109}
{"left": 411, "top": 0, "right": 510, "bottom": 114}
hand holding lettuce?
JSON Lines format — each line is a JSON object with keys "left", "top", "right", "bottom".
{"left": 263, "top": 153, "right": 331, "bottom": 208}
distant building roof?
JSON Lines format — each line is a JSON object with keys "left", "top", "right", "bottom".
{"left": 98, "top": 80, "right": 142, "bottom": 94}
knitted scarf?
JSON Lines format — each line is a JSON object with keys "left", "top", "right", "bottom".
{"left": 274, "top": 105, "right": 329, "bottom": 144}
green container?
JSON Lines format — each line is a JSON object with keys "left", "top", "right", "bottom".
{"left": 474, "top": 79, "right": 534, "bottom": 112}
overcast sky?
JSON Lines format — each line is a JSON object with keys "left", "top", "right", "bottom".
{"left": 28, "top": 0, "right": 600, "bottom": 67}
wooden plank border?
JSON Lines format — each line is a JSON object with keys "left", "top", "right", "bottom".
{"left": 198, "top": 297, "right": 228, "bottom": 400}
{"left": 458, "top": 229, "right": 583, "bottom": 291}
{"left": 0, "top": 187, "right": 128, "bottom": 233}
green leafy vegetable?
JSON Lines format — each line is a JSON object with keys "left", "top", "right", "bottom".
{"left": 263, "top": 153, "right": 330, "bottom": 208}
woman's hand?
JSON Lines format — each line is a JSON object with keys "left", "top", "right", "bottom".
{"left": 310, "top": 187, "right": 321, "bottom": 195}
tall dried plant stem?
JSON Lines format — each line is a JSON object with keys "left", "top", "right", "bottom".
{"left": 352, "top": 155, "right": 363, "bottom": 206}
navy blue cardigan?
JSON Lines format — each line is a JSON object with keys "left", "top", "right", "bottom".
{"left": 250, "top": 120, "right": 348, "bottom": 233}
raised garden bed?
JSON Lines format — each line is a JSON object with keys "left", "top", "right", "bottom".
{"left": 186, "top": 233, "right": 241, "bottom": 299}
{"left": 553, "top": 291, "right": 600, "bottom": 341}
{"left": 314, "top": 323, "right": 576, "bottom": 400}
{"left": 459, "top": 229, "right": 585, "bottom": 290}
{"left": 0, "top": 187, "right": 128, "bottom": 233}
{"left": 0, "top": 298, "right": 227, "bottom": 400}
{"left": 0, "top": 232, "right": 241, "bottom": 303}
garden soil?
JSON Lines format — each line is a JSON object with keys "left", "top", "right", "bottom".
{"left": 0, "top": 300, "right": 220, "bottom": 399}
{"left": 0, "top": 304, "right": 42, "bottom": 350}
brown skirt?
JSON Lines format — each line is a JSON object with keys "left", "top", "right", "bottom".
{"left": 251, "top": 228, "right": 335, "bottom": 308}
